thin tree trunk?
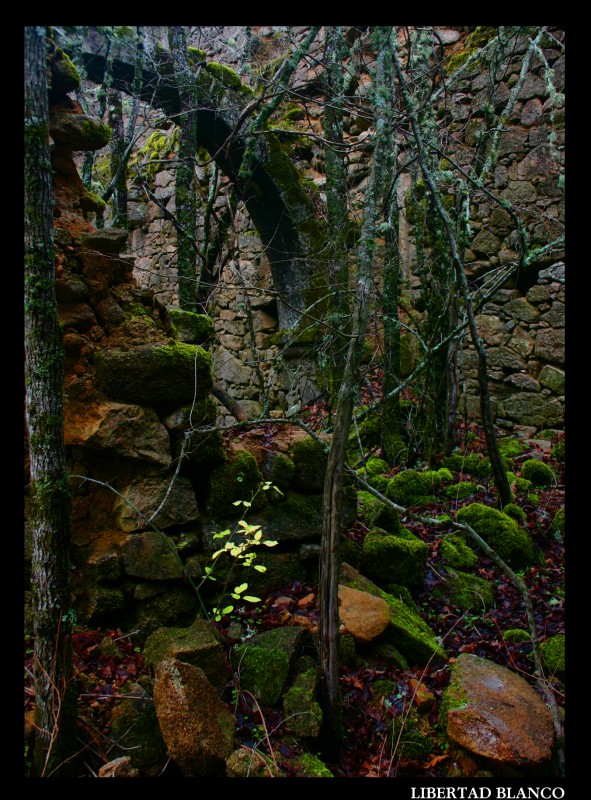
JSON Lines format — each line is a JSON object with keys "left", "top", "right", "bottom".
{"left": 319, "top": 26, "right": 392, "bottom": 755}
{"left": 25, "top": 25, "right": 77, "bottom": 777}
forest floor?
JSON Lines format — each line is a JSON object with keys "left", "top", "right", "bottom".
{"left": 24, "top": 401, "right": 565, "bottom": 779}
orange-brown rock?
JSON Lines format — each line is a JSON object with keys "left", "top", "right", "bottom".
{"left": 444, "top": 653, "right": 555, "bottom": 766}
{"left": 153, "top": 658, "right": 235, "bottom": 776}
{"left": 338, "top": 584, "right": 390, "bottom": 643}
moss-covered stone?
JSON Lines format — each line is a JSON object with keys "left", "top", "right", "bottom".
{"left": 363, "top": 457, "right": 389, "bottom": 477}
{"left": 445, "top": 26, "right": 498, "bottom": 76}
{"left": 347, "top": 411, "right": 381, "bottom": 461}
{"left": 208, "top": 449, "right": 265, "bottom": 517}
{"left": 443, "top": 481, "right": 480, "bottom": 500}
{"left": 143, "top": 618, "right": 227, "bottom": 690}
{"left": 551, "top": 440, "right": 565, "bottom": 462}
{"left": 442, "top": 453, "right": 492, "bottom": 477}
{"left": 292, "top": 753, "right": 333, "bottom": 777}
{"left": 440, "top": 534, "right": 478, "bottom": 570}
{"left": 498, "top": 436, "right": 529, "bottom": 459}
{"left": 340, "top": 564, "right": 447, "bottom": 665}
{"left": 362, "top": 527, "right": 428, "bottom": 589}
{"left": 265, "top": 452, "right": 296, "bottom": 491}
{"left": 110, "top": 681, "right": 167, "bottom": 776}
{"left": 385, "top": 469, "right": 442, "bottom": 507}
{"left": 520, "top": 459, "right": 556, "bottom": 487}
{"left": 527, "top": 493, "right": 540, "bottom": 506}
{"left": 437, "top": 468, "right": 454, "bottom": 483}
{"left": 503, "top": 503, "right": 527, "bottom": 524}
{"left": 231, "top": 644, "right": 289, "bottom": 705}
{"left": 127, "top": 129, "right": 176, "bottom": 185}
{"left": 283, "top": 669, "right": 322, "bottom": 737}
{"left": 387, "top": 707, "right": 434, "bottom": 762}
{"left": 205, "top": 61, "right": 249, "bottom": 93}
{"left": 288, "top": 436, "right": 328, "bottom": 493}
{"left": 456, "top": 502, "right": 535, "bottom": 569}
{"left": 550, "top": 508, "right": 565, "bottom": 539}
{"left": 95, "top": 342, "right": 213, "bottom": 410}
{"left": 433, "top": 567, "right": 494, "bottom": 612}
{"left": 540, "top": 633, "right": 565, "bottom": 681}
{"left": 357, "top": 491, "right": 402, "bottom": 534}
{"left": 503, "top": 628, "right": 531, "bottom": 643}
{"left": 166, "top": 308, "right": 214, "bottom": 344}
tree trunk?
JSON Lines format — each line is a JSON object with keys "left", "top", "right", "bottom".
{"left": 24, "top": 25, "right": 77, "bottom": 777}
{"left": 319, "top": 26, "right": 392, "bottom": 756}
{"left": 169, "top": 26, "right": 199, "bottom": 311}
{"left": 107, "top": 88, "right": 128, "bottom": 228}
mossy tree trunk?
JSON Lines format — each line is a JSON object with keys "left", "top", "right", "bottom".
{"left": 321, "top": 25, "right": 350, "bottom": 404}
{"left": 319, "top": 26, "right": 392, "bottom": 756}
{"left": 107, "top": 88, "right": 128, "bottom": 227}
{"left": 169, "top": 25, "right": 199, "bottom": 311}
{"left": 24, "top": 25, "right": 77, "bottom": 777}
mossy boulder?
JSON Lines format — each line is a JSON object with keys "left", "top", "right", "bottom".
{"left": 387, "top": 707, "right": 434, "bottom": 762}
{"left": 385, "top": 469, "right": 442, "bottom": 507}
{"left": 264, "top": 451, "right": 296, "bottom": 491}
{"left": 340, "top": 563, "right": 447, "bottom": 666}
{"left": 498, "top": 436, "right": 529, "bottom": 459}
{"left": 288, "top": 436, "right": 328, "bottom": 492}
{"left": 443, "top": 481, "right": 480, "bottom": 500}
{"left": 442, "top": 453, "right": 492, "bottom": 478}
{"left": 357, "top": 491, "right": 402, "bottom": 534}
{"left": 551, "top": 440, "right": 565, "bottom": 462}
{"left": 166, "top": 308, "right": 214, "bottom": 344}
{"left": 363, "top": 457, "right": 389, "bottom": 476}
{"left": 143, "top": 618, "right": 227, "bottom": 690}
{"left": 540, "top": 633, "right": 565, "bottom": 681}
{"left": 503, "top": 503, "right": 527, "bottom": 524}
{"left": 230, "top": 644, "right": 290, "bottom": 705}
{"left": 550, "top": 508, "right": 565, "bottom": 539}
{"left": 520, "top": 459, "right": 556, "bottom": 487}
{"left": 362, "top": 527, "right": 428, "bottom": 589}
{"left": 440, "top": 534, "right": 478, "bottom": 570}
{"left": 503, "top": 629, "right": 531, "bottom": 643}
{"left": 95, "top": 342, "right": 213, "bottom": 411}
{"left": 292, "top": 753, "right": 333, "bottom": 777}
{"left": 110, "top": 681, "right": 167, "bottom": 776}
{"left": 283, "top": 669, "right": 323, "bottom": 737}
{"left": 207, "top": 449, "right": 265, "bottom": 517}
{"left": 456, "top": 503, "right": 535, "bottom": 569}
{"left": 433, "top": 567, "right": 494, "bottom": 612}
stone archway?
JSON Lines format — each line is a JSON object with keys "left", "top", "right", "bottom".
{"left": 66, "top": 30, "right": 327, "bottom": 331}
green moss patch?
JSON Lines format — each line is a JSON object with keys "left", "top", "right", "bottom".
{"left": 520, "top": 459, "right": 556, "bottom": 487}
{"left": 385, "top": 469, "right": 442, "bottom": 507}
{"left": 362, "top": 527, "right": 428, "bottom": 589}
{"left": 456, "top": 502, "right": 535, "bottom": 569}
{"left": 231, "top": 644, "right": 289, "bottom": 705}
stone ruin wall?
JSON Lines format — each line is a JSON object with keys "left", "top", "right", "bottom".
{"left": 121, "top": 26, "right": 565, "bottom": 433}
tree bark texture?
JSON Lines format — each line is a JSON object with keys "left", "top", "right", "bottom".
{"left": 24, "top": 26, "right": 77, "bottom": 776}
{"left": 319, "top": 26, "right": 391, "bottom": 756}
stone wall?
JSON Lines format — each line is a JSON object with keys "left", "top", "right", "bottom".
{"left": 100, "top": 26, "right": 566, "bottom": 431}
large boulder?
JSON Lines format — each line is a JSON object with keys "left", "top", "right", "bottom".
{"left": 153, "top": 658, "right": 235, "bottom": 776}
{"left": 94, "top": 342, "right": 213, "bottom": 411}
{"left": 456, "top": 502, "right": 535, "bottom": 569}
{"left": 441, "top": 653, "right": 555, "bottom": 767}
